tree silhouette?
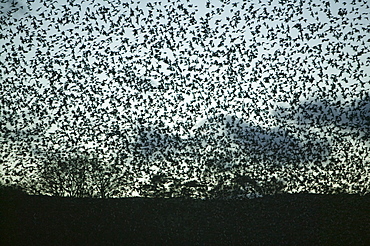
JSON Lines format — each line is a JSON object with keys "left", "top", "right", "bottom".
{"left": 38, "top": 151, "right": 90, "bottom": 197}
{"left": 36, "top": 150, "right": 130, "bottom": 198}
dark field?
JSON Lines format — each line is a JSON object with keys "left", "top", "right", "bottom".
{"left": 1, "top": 189, "right": 369, "bottom": 245}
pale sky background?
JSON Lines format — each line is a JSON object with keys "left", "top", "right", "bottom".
{"left": 1, "top": 0, "right": 369, "bottom": 196}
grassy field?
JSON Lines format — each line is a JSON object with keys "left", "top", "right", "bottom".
{"left": 1, "top": 188, "right": 369, "bottom": 245}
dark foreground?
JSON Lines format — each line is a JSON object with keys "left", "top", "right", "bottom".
{"left": 1, "top": 190, "right": 369, "bottom": 245}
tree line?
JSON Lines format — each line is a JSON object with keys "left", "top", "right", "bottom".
{"left": 1, "top": 148, "right": 289, "bottom": 199}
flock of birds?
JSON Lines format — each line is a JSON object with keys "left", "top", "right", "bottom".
{"left": 0, "top": 0, "right": 369, "bottom": 197}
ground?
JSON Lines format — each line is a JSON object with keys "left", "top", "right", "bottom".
{"left": 1, "top": 189, "right": 369, "bottom": 245}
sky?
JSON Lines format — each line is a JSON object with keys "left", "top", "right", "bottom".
{"left": 0, "top": 0, "right": 369, "bottom": 197}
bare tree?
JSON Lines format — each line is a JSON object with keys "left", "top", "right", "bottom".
{"left": 38, "top": 152, "right": 91, "bottom": 197}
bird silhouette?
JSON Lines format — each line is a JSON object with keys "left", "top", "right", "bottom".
{"left": 0, "top": 0, "right": 369, "bottom": 198}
